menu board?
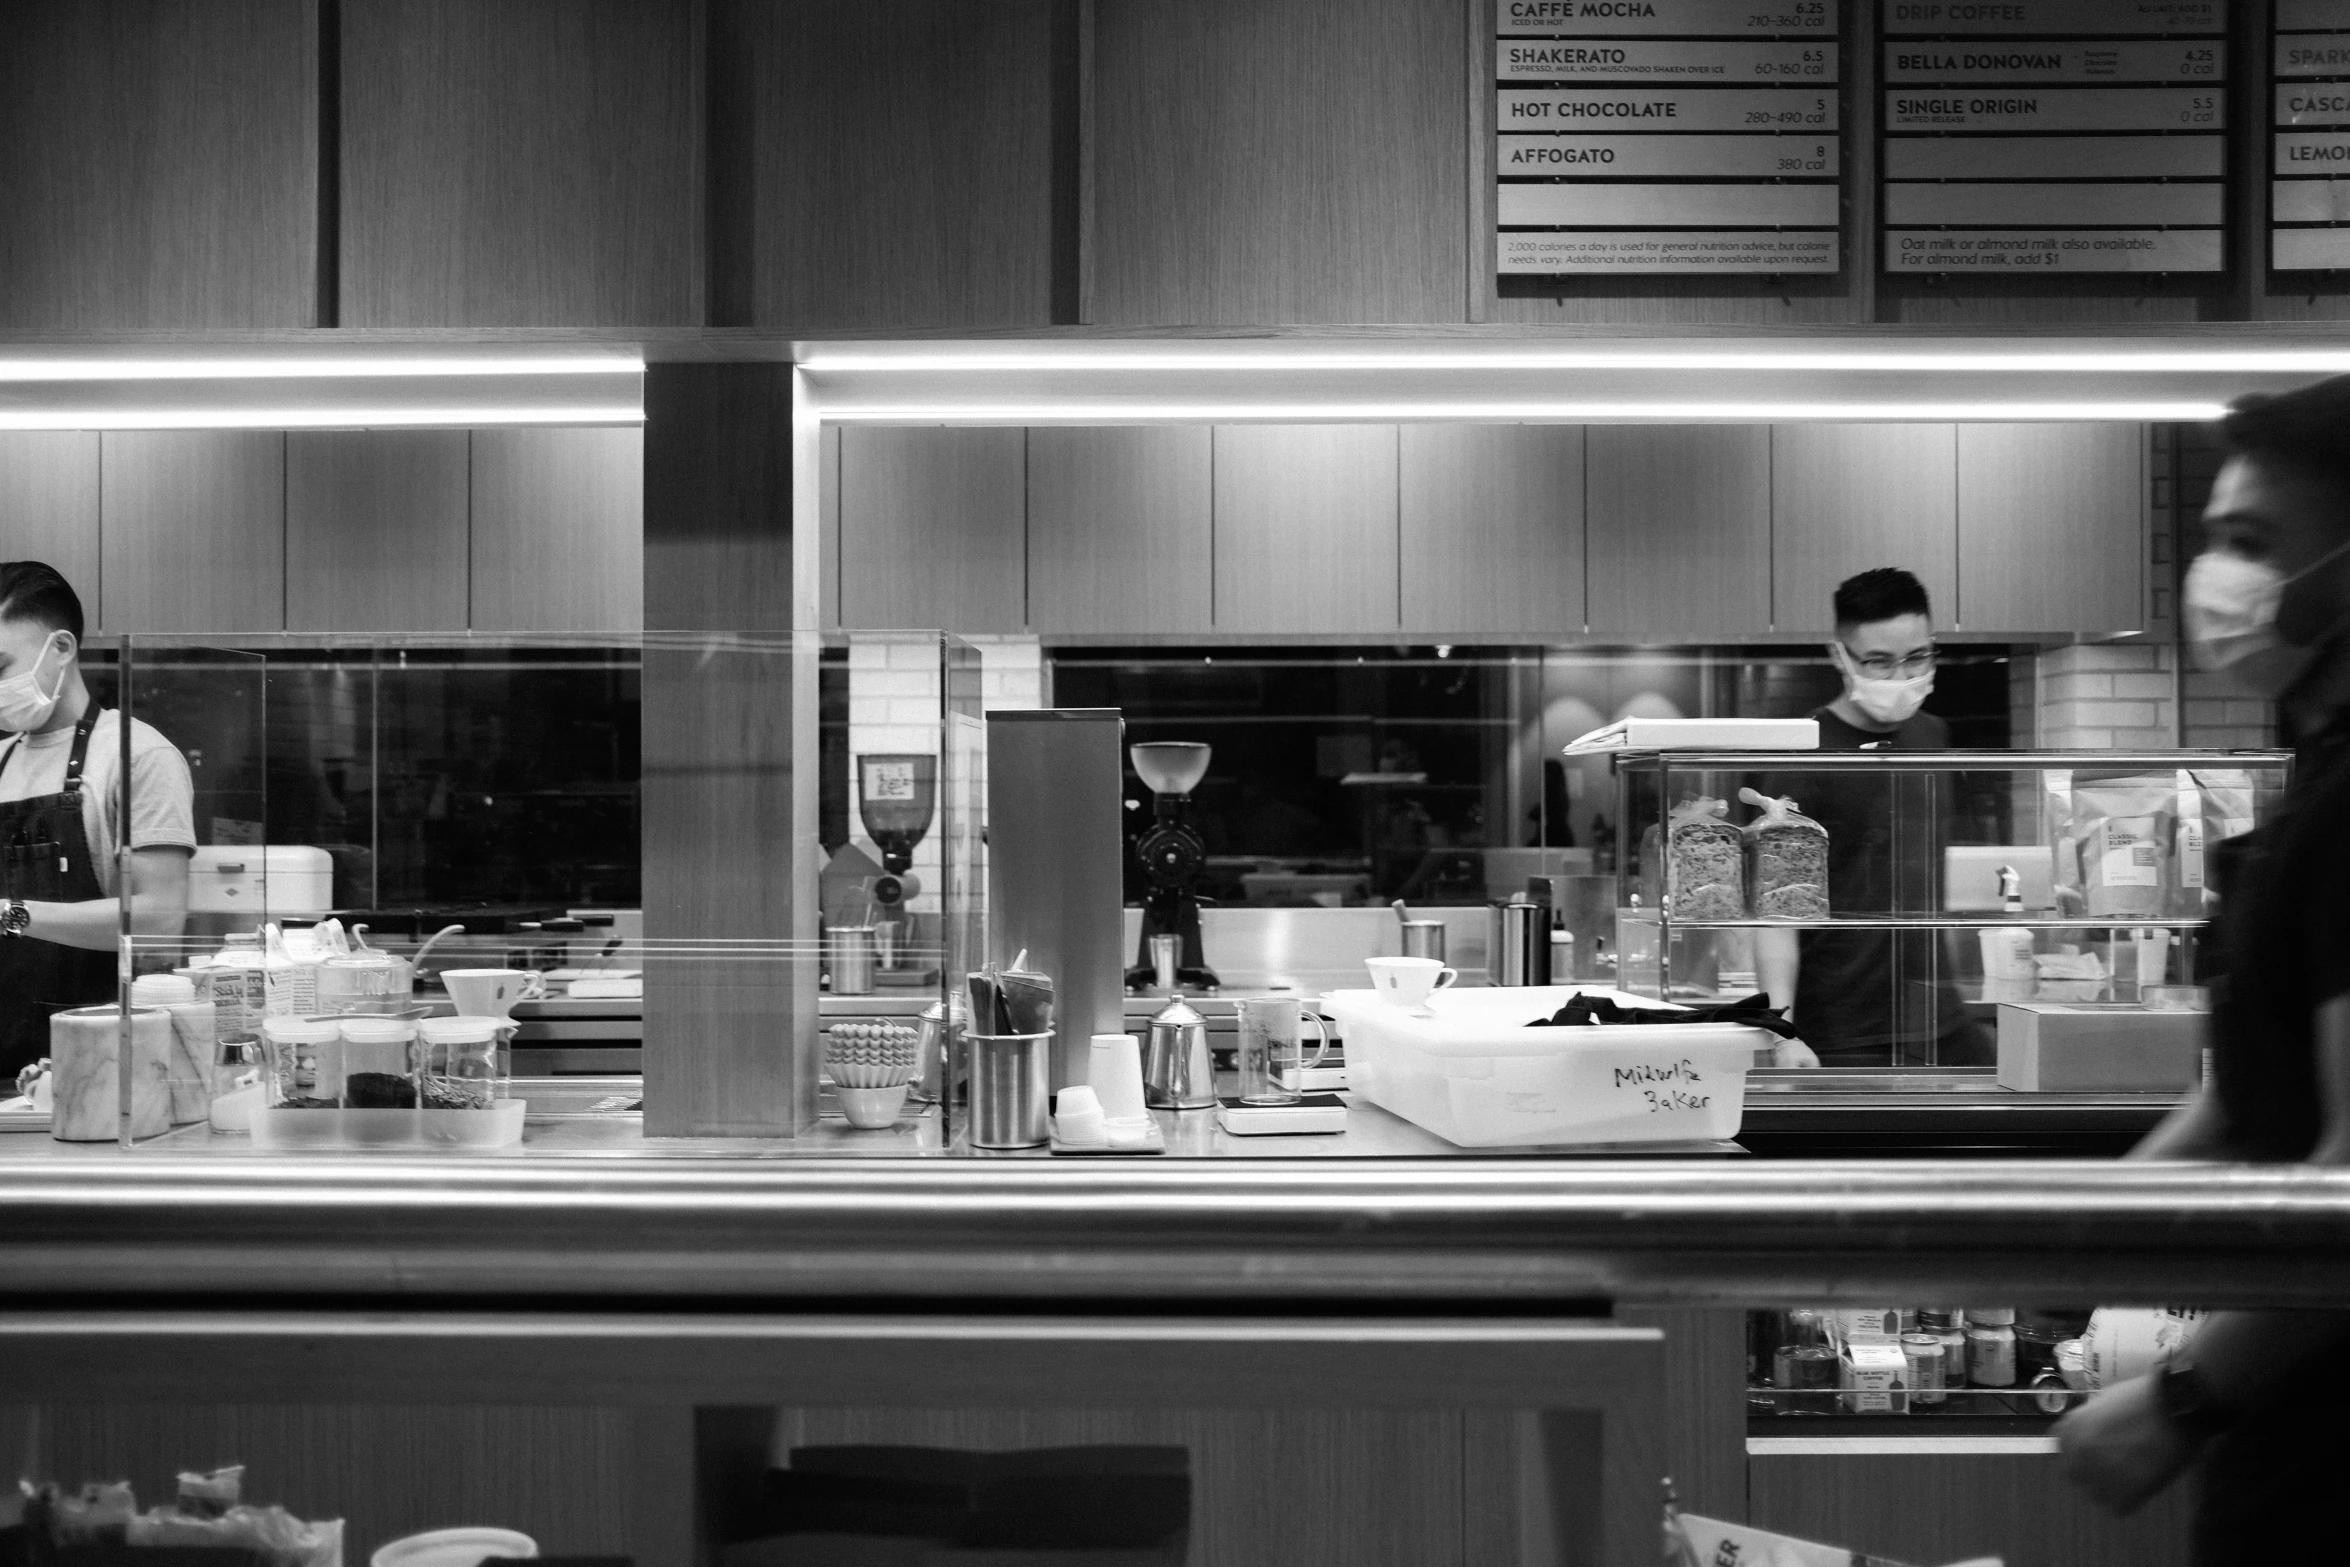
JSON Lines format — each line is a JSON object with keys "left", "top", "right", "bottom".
{"left": 1881, "top": 1, "right": 2226, "bottom": 274}
{"left": 2275, "top": 1, "right": 2350, "bottom": 270}
{"left": 1497, "top": 0, "right": 1842, "bottom": 275}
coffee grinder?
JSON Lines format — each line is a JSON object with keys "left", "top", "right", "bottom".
{"left": 859, "top": 753, "right": 938, "bottom": 983}
{"left": 1125, "top": 741, "right": 1219, "bottom": 991}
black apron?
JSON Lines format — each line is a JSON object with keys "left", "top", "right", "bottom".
{"left": 0, "top": 712, "right": 114, "bottom": 1079}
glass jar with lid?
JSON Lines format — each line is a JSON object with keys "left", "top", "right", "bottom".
{"left": 416, "top": 1016, "right": 504, "bottom": 1109}
{"left": 336, "top": 1017, "right": 419, "bottom": 1108}
{"left": 259, "top": 1017, "right": 343, "bottom": 1108}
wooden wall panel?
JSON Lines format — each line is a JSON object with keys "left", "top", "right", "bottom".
{"left": 1585, "top": 426, "right": 1772, "bottom": 639}
{"left": 99, "top": 433, "right": 286, "bottom": 634}
{"left": 1213, "top": 426, "right": 1400, "bottom": 635}
{"left": 1027, "top": 427, "right": 1213, "bottom": 635}
{"left": 340, "top": 0, "right": 699, "bottom": 326}
{"left": 1958, "top": 423, "right": 2145, "bottom": 634}
{"left": 1771, "top": 424, "right": 1959, "bottom": 634}
{"left": 1399, "top": 425, "right": 1584, "bottom": 636}
{"left": 837, "top": 428, "right": 1028, "bottom": 634}
{"left": 733, "top": 1, "right": 1060, "bottom": 329}
{"left": 1751, "top": 1450, "right": 2192, "bottom": 1567}
{"left": 0, "top": 436, "right": 101, "bottom": 602}
{"left": 0, "top": 0, "right": 316, "bottom": 327}
{"left": 1092, "top": 0, "right": 1467, "bottom": 325}
{"left": 286, "top": 431, "right": 470, "bottom": 633}
{"left": 470, "top": 428, "right": 644, "bottom": 633}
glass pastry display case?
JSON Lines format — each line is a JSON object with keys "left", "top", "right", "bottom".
{"left": 1609, "top": 749, "right": 2291, "bottom": 1074}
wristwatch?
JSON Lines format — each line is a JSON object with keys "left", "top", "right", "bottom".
{"left": 0, "top": 900, "right": 27, "bottom": 938}
{"left": 2153, "top": 1359, "right": 2229, "bottom": 1443}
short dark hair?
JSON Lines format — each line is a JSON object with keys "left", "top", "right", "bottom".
{"left": 0, "top": 561, "right": 85, "bottom": 643}
{"left": 2223, "top": 377, "right": 2350, "bottom": 501}
{"left": 1833, "top": 567, "right": 1931, "bottom": 632}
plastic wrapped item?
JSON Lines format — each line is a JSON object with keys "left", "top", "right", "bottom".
{"left": 1665, "top": 796, "right": 1744, "bottom": 922}
{"left": 1738, "top": 787, "right": 1829, "bottom": 919}
{"left": 2049, "top": 771, "right": 2176, "bottom": 919}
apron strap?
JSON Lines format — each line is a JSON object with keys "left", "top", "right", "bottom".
{"left": 0, "top": 710, "right": 103, "bottom": 801}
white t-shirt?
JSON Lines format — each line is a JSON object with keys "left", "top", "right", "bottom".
{"left": 0, "top": 710, "right": 196, "bottom": 896}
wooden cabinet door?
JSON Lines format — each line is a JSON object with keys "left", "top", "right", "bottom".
{"left": 1958, "top": 423, "right": 2145, "bottom": 634}
{"left": 837, "top": 428, "right": 1027, "bottom": 634}
{"left": 340, "top": 0, "right": 698, "bottom": 326}
{"left": 1027, "top": 427, "right": 1213, "bottom": 636}
{"left": 470, "top": 428, "right": 644, "bottom": 633}
{"left": 0, "top": 436, "right": 100, "bottom": 601}
{"left": 1586, "top": 426, "right": 1772, "bottom": 639}
{"left": 286, "top": 432, "right": 470, "bottom": 632}
{"left": 1213, "top": 426, "right": 1399, "bottom": 635}
{"left": 0, "top": 1, "right": 316, "bottom": 327}
{"left": 1399, "top": 426, "right": 1584, "bottom": 636}
{"left": 1771, "top": 425, "right": 1959, "bottom": 634}
{"left": 732, "top": 1, "right": 1058, "bottom": 329}
{"left": 1091, "top": 0, "right": 1466, "bottom": 325}
{"left": 99, "top": 434, "right": 287, "bottom": 634}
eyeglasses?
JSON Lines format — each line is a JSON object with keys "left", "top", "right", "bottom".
{"left": 1842, "top": 644, "right": 1938, "bottom": 679}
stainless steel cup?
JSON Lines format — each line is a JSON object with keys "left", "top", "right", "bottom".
{"left": 967, "top": 1030, "right": 1050, "bottom": 1148}
{"left": 1490, "top": 897, "right": 1550, "bottom": 988}
{"left": 1399, "top": 920, "right": 1446, "bottom": 961}
{"left": 830, "top": 925, "right": 879, "bottom": 997}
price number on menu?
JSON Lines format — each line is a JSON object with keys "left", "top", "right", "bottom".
{"left": 1748, "top": 1, "right": 1828, "bottom": 27}
{"left": 2180, "top": 94, "right": 2218, "bottom": 125}
{"left": 1748, "top": 96, "right": 1832, "bottom": 126}
{"left": 863, "top": 759, "right": 920, "bottom": 802}
{"left": 2179, "top": 46, "right": 2218, "bottom": 78}
{"left": 1778, "top": 143, "right": 1832, "bottom": 171}
{"left": 1755, "top": 47, "right": 1832, "bottom": 78}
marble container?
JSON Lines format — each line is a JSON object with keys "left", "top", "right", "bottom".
{"left": 50, "top": 1005, "right": 172, "bottom": 1142}
{"left": 128, "top": 974, "right": 217, "bottom": 1123}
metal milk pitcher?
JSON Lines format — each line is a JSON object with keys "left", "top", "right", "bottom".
{"left": 1143, "top": 995, "right": 1215, "bottom": 1110}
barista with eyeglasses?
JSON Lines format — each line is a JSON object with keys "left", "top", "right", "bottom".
{"left": 0, "top": 562, "right": 193, "bottom": 1078}
{"left": 1755, "top": 568, "right": 1984, "bottom": 1067}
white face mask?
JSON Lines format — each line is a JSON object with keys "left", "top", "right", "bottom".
{"left": 2183, "top": 536, "right": 2350, "bottom": 696}
{"left": 1835, "top": 644, "right": 1934, "bottom": 727}
{"left": 0, "top": 633, "right": 67, "bottom": 734}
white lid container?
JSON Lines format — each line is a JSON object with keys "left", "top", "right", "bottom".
{"left": 1321, "top": 985, "right": 1760, "bottom": 1148}
{"left": 261, "top": 1017, "right": 344, "bottom": 1046}
{"left": 418, "top": 1016, "right": 502, "bottom": 1045}
{"left": 129, "top": 973, "right": 198, "bottom": 1005}
{"left": 188, "top": 845, "right": 335, "bottom": 916}
{"left": 338, "top": 1017, "right": 418, "bottom": 1043}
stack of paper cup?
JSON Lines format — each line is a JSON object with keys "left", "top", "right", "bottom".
{"left": 130, "top": 972, "right": 216, "bottom": 1124}
{"left": 1089, "top": 1033, "right": 1154, "bottom": 1151}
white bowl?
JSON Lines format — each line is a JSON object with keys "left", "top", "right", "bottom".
{"left": 371, "top": 1526, "right": 537, "bottom": 1567}
{"left": 836, "top": 1084, "right": 910, "bottom": 1128}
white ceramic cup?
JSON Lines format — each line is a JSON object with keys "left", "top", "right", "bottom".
{"left": 441, "top": 968, "right": 542, "bottom": 1020}
{"left": 1088, "top": 1032, "right": 1149, "bottom": 1121}
{"left": 1363, "top": 956, "right": 1458, "bottom": 1011}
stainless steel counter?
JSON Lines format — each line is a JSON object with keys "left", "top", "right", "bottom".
{"left": 1, "top": 1080, "right": 2343, "bottom": 1307}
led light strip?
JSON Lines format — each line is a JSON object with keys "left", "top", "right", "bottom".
{"left": 0, "top": 406, "right": 646, "bottom": 430}
{"left": 799, "top": 349, "right": 2350, "bottom": 374}
{"left": 0, "top": 356, "right": 645, "bottom": 381}
{"left": 823, "top": 402, "right": 2229, "bottom": 423}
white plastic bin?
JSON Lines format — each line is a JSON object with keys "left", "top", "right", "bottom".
{"left": 1323, "top": 986, "right": 1762, "bottom": 1148}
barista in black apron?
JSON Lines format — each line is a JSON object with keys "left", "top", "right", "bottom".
{"left": 0, "top": 712, "right": 116, "bottom": 1078}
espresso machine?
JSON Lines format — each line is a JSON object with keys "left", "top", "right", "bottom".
{"left": 1125, "top": 741, "right": 1219, "bottom": 991}
{"left": 859, "top": 753, "right": 937, "bottom": 984}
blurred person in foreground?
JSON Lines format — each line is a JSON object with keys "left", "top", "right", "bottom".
{"left": 2058, "top": 377, "right": 2350, "bottom": 1564}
